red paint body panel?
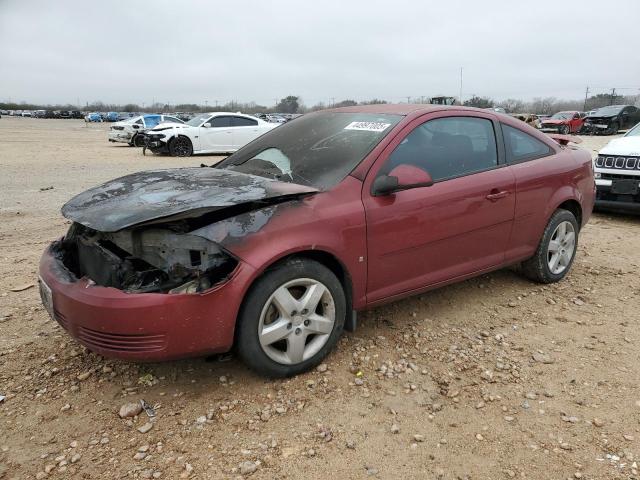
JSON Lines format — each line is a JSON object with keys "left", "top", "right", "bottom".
{"left": 218, "top": 176, "right": 369, "bottom": 309}
{"left": 38, "top": 105, "right": 595, "bottom": 362}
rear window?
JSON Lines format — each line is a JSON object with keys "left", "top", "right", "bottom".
{"left": 502, "top": 124, "right": 552, "bottom": 163}
{"left": 233, "top": 116, "right": 258, "bottom": 127}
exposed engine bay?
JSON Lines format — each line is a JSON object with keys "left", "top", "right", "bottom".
{"left": 53, "top": 222, "right": 238, "bottom": 294}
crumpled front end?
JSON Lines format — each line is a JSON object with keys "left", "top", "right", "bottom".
{"left": 144, "top": 131, "right": 171, "bottom": 154}
{"left": 38, "top": 221, "right": 253, "bottom": 360}
{"left": 59, "top": 222, "right": 239, "bottom": 293}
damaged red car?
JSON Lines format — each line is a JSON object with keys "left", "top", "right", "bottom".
{"left": 39, "top": 105, "right": 595, "bottom": 377}
{"left": 539, "top": 111, "right": 585, "bottom": 134}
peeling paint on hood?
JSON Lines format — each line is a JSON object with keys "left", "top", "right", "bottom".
{"left": 62, "top": 168, "right": 318, "bottom": 232}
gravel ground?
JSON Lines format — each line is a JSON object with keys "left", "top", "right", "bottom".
{"left": 1, "top": 117, "right": 639, "bottom": 480}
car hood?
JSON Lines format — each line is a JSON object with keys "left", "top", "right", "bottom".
{"left": 600, "top": 137, "right": 640, "bottom": 156}
{"left": 61, "top": 168, "right": 318, "bottom": 232}
{"left": 586, "top": 114, "right": 617, "bottom": 120}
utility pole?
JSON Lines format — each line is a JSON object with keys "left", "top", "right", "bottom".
{"left": 583, "top": 86, "right": 589, "bottom": 111}
{"left": 406, "top": 96, "right": 411, "bottom": 104}
{"left": 331, "top": 97, "right": 335, "bottom": 107}
{"left": 610, "top": 88, "right": 616, "bottom": 105}
{"left": 459, "top": 67, "right": 463, "bottom": 105}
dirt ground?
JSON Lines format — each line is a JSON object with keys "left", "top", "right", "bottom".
{"left": 1, "top": 117, "right": 639, "bottom": 480}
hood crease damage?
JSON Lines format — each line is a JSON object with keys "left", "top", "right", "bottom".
{"left": 54, "top": 167, "right": 317, "bottom": 294}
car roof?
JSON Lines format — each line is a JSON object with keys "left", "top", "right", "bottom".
{"left": 320, "top": 104, "right": 509, "bottom": 118}
{"left": 203, "top": 111, "right": 255, "bottom": 117}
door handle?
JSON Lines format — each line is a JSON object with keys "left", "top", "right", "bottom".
{"left": 486, "top": 189, "right": 509, "bottom": 201}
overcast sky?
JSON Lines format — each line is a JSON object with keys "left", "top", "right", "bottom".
{"left": 1, "top": 0, "right": 639, "bottom": 107}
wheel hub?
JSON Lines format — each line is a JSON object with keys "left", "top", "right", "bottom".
{"left": 257, "top": 278, "right": 336, "bottom": 365}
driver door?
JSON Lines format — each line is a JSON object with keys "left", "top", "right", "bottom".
{"left": 363, "top": 113, "right": 516, "bottom": 303}
{"left": 200, "top": 116, "right": 234, "bottom": 152}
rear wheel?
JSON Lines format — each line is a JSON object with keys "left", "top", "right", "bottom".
{"left": 521, "top": 209, "right": 579, "bottom": 283}
{"left": 236, "top": 258, "right": 346, "bottom": 377}
{"left": 169, "top": 135, "right": 193, "bottom": 157}
{"left": 133, "top": 134, "right": 145, "bottom": 147}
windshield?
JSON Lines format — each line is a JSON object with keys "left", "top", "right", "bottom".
{"left": 625, "top": 122, "right": 640, "bottom": 137}
{"left": 592, "top": 106, "right": 624, "bottom": 116}
{"left": 186, "top": 114, "right": 211, "bottom": 127}
{"left": 217, "top": 112, "right": 402, "bottom": 189}
{"left": 551, "top": 112, "right": 572, "bottom": 120}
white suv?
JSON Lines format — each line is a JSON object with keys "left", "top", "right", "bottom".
{"left": 594, "top": 122, "right": 640, "bottom": 213}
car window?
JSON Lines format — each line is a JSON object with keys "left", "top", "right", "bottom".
{"left": 232, "top": 116, "right": 258, "bottom": 127}
{"left": 164, "top": 116, "right": 182, "bottom": 124}
{"left": 218, "top": 112, "right": 402, "bottom": 189}
{"left": 502, "top": 124, "right": 552, "bottom": 163}
{"left": 134, "top": 119, "right": 143, "bottom": 125}
{"left": 209, "top": 116, "right": 233, "bottom": 128}
{"left": 379, "top": 116, "right": 498, "bottom": 182}
{"left": 144, "top": 115, "right": 161, "bottom": 128}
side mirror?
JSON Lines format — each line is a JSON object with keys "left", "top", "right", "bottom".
{"left": 372, "top": 166, "right": 434, "bottom": 196}
{"left": 202, "top": 123, "right": 211, "bottom": 128}
{"left": 132, "top": 125, "right": 139, "bottom": 129}
{"left": 372, "top": 175, "right": 400, "bottom": 196}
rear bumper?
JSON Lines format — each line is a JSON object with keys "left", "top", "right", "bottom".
{"left": 38, "top": 243, "right": 254, "bottom": 361}
{"left": 108, "top": 131, "right": 132, "bottom": 143}
{"left": 595, "top": 199, "right": 640, "bottom": 213}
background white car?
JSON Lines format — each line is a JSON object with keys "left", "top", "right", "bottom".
{"left": 594, "top": 122, "right": 640, "bottom": 213}
{"left": 144, "top": 112, "right": 277, "bottom": 156}
{"left": 108, "top": 114, "right": 184, "bottom": 147}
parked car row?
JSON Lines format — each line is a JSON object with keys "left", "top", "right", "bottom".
{"left": 512, "top": 105, "right": 640, "bottom": 136}
{"left": 2, "top": 109, "right": 83, "bottom": 118}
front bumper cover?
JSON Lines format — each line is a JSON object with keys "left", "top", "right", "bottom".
{"left": 38, "top": 243, "right": 255, "bottom": 361}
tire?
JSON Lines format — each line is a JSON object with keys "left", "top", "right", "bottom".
{"left": 521, "top": 209, "right": 579, "bottom": 284}
{"left": 236, "top": 258, "right": 346, "bottom": 377}
{"left": 169, "top": 135, "right": 193, "bottom": 157}
{"left": 133, "top": 134, "right": 145, "bottom": 147}
{"left": 559, "top": 124, "right": 570, "bottom": 135}
{"left": 608, "top": 122, "right": 619, "bottom": 135}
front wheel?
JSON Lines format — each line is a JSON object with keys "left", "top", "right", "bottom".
{"left": 236, "top": 258, "right": 346, "bottom": 377}
{"left": 169, "top": 135, "right": 193, "bottom": 157}
{"left": 559, "top": 124, "right": 570, "bottom": 135}
{"left": 608, "top": 122, "right": 619, "bottom": 135}
{"left": 521, "top": 209, "right": 579, "bottom": 283}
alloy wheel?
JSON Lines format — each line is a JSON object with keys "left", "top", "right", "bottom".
{"left": 258, "top": 278, "right": 336, "bottom": 365}
{"left": 547, "top": 221, "right": 576, "bottom": 274}
{"left": 172, "top": 137, "right": 191, "bottom": 156}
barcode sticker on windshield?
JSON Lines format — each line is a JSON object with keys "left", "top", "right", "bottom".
{"left": 344, "top": 121, "right": 391, "bottom": 132}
